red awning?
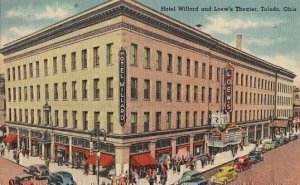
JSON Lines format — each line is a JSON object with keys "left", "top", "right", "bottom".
{"left": 131, "top": 153, "right": 156, "bottom": 167}
{"left": 3, "top": 134, "right": 17, "bottom": 143}
{"left": 85, "top": 153, "right": 114, "bottom": 167}
{"left": 72, "top": 147, "right": 90, "bottom": 157}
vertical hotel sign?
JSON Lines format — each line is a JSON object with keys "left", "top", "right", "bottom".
{"left": 119, "top": 48, "right": 126, "bottom": 126}
{"left": 225, "top": 63, "right": 234, "bottom": 113}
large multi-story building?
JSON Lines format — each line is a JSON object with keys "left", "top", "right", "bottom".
{"left": 0, "top": 0, "right": 295, "bottom": 175}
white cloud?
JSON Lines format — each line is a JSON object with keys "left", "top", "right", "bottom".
{"left": 5, "top": 4, "right": 73, "bottom": 21}
{"left": 245, "top": 37, "right": 287, "bottom": 46}
{"left": 9, "top": 27, "right": 36, "bottom": 37}
{"left": 202, "top": 15, "right": 283, "bottom": 35}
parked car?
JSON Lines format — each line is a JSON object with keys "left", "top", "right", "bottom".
{"left": 233, "top": 156, "right": 252, "bottom": 172}
{"left": 248, "top": 151, "right": 264, "bottom": 164}
{"left": 23, "top": 164, "right": 50, "bottom": 179}
{"left": 254, "top": 146, "right": 266, "bottom": 153}
{"left": 210, "top": 166, "right": 238, "bottom": 185}
{"left": 263, "top": 141, "right": 275, "bottom": 150}
{"left": 290, "top": 134, "right": 298, "bottom": 140}
{"left": 46, "top": 171, "right": 77, "bottom": 185}
{"left": 178, "top": 170, "right": 209, "bottom": 185}
{"left": 9, "top": 173, "right": 33, "bottom": 185}
{"left": 282, "top": 136, "right": 290, "bottom": 144}
{"left": 272, "top": 138, "right": 284, "bottom": 146}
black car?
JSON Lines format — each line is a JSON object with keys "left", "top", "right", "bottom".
{"left": 290, "top": 134, "right": 298, "bottom": 140}
{"left": 248, "top": 151, "right": 264, "bottom": 164}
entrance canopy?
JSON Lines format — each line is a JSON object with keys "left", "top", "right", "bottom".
{"left": 131, "top": 153, "right": 156, "bottom": 167}
{"left": 271, "top": 120, "right": 289, "bottom": 128}
{"left": 3, "top": 134, "right": 17, "bottom": 143}
{"left": 85, "top": 153, "right": 114, "bottom": 167}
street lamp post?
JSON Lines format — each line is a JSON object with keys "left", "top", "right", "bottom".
{"left": 90, "top": 128, "right": 106, "bottom": 185}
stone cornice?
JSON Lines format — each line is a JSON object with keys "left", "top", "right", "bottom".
{"left": 0, "top": 0, "right": 295, "bottom": 79}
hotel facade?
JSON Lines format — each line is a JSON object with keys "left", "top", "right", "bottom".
{"left": 0, "top": 0, "right": 295, "bottom": 175}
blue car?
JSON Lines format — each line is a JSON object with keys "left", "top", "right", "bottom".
{"left": 46, "top": 171, "right": 77, "bottom": 185}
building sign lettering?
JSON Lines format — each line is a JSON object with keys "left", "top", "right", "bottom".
{"left": 119, "top": 48, "right": 127, "bottom": 126}
{"left": 225, "top": 64, "right": 234, "bottom": 113}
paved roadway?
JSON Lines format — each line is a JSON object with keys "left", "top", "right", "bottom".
{"left": 0, "top": 156, "right": 25, "bottom": 185}
{"left": 227, "top": 138, "right": 300, "bottom": 185}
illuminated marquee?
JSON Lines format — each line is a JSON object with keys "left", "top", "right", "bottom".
{"left": 225, "top": 64, "right": 234, "bottom": 113}
{"left": 119, "top": 48, "right": 127, "bottom": 126}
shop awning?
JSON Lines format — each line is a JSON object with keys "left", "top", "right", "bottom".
{"left": 3, "top": 134, "right": 17, "bottom": 143}
{"left": 131, "top": 153, "right": 156, "bottom": 167}
{"left": 85, "top": 153, "right": 114, "bottom": 167}
{"left": 72, "top": 147, "right": 90, "bottom": 157}
{"left": 272, "top": 120, "right": 289, "bottom": 128}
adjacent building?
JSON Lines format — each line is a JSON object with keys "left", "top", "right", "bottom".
{"left": 0, "top": 0, "right": 295, "bottom": 175}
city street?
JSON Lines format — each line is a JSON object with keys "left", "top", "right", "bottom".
{"left": 227, "top": 138, "right": 300, "bottom": 185}
{"left": 0, "top": 156, "right": 24, "bottom": 184}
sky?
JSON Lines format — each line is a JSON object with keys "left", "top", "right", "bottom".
{"left": 0, "top": 0, "right": 299, "bottom": 85}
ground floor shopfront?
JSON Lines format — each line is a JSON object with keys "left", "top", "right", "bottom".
{"left": 4, "top": 120, "right": 271, "bottom": 175}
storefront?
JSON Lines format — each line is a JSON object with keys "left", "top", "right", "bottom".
{"left": 155, "top": 139, "right": 172, "bottom": 163}
{"left": 55, "top": 135, "right": 69, "bottom": 163}
{"left": 176, "top": 136, "right": 190, "bottom": 158}
{"left": 263, "top": 124, "right": 269, "bottom": 138}
{"left": 31, "top": 131, "right": 42, "bottom": 157}
{"left": 248, "top": 126, "right": 255, "bottom": 143}
{"left": 193, "top": 134, "right": 204, "bottom": 156}
{"left": 72, "top": 138, "right": 90, "bottom": 168}
{"left": 256, "top": 125, "right": 262, "bottom": 140}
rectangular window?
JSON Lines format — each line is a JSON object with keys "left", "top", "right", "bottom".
{"left": 130, "top": 44, "right": 138, "bottom": 65}
{"left": 194, "top": 61, "right": 199, "bottom": 77}
{"left": 29, "top": 64, "right": 33, "bottom": 78}
{"left": 30, "top": 86, "right": 34, "bottom": 101}
{"left": 156, "top": 81, "right": 161, "bottom": 100}
{"left": 45, "top": 84, "right": 49, "bottom": 100}
{"left": 176, "top": 112, "right": 181, "bottom": 128}
{"left": 107, "top": 77, "right": 113, "bottom": 98}
{"left": 144, "top": 112, "right": 149, "bottom": 132}
{"left": 83, "top": 111, "right": 88, "bottom": 130}
{"left": 18, "top": 87, "right": 22, "bottom": 101}
{"left": 93, "top": 47, "right": 100, "bottom": 67}
{"left": 7, "top": 68, "right": 10, "bottom": 81}
{"left": 193, "top": 111, "right": 197, "bottom": 127}
{"left": 202, "top": 63, "right": 206, "bottom": 79}
{"left": 240, "top": 92, "right": 243, "bottom": 104}
{"left": 131, "top": 112, "right": 137, "bottom": 134}
{"left": 107, "top": 112, "right": 113, "bottom": 133}
{"left": 177, "top": 84, "right": 182, "bottom": 101}
{"left": 44, "top": 59, "right": 48, "bottom": 76}
{"left": 246, "top": 75, "right": 248, "bottom": 87}
{"left": 209, "top": 65, "right": 213, "bottom": 80}
{"left": 23, "top": 65, "right": 27, "bottom": 79}
{"left": 250, "top": 76, "right": 253, "bottom": 87}
{"left": 167, "top": 54, "right": 172, "bottom": 73}
{"left": 12, "top": 67, "right": 15, "bottom": 80}
{"left": 94, "top": 79, "right": 100, "bottom": 99}
{"left": 107, "top": 43, "right": 113, "bottom": 65}
{"left": 236, "top": 91, "right": 238, "bottom": 104}
{"left": 144, "top": 79, "right": 150, "bottom": 100}
{"left": 13, "top": 88, "right": 16, "bottom": 101}
{"left": 82, "top": 49, "right": 87, "bottom": 69}
{"left": 166, "top": 112, "right": 171, "bottom": 130}
{"left": 217, "top": 67, "right": 220, "bottom": 82}
{"left": 53, "top": 57, "right": 57, "bottom": 74}
{"left": 63, "top": 111, "right": 68, "bottom": 128}
{"left": 82, "top": 80, "right": 88, "bottom": 99}
{"left": 201, "top": 87, "right": 205, "bottom": 102}
{"left": 62, "top": 82, "right": 67, "bottom": 100}
{"left": 186, "top": 85, "right": 190, "bottom": 102}
{"left": 30, "top": 109, "right": 34, "bottom": 124}
{"left": 200, "top": 112, "right": 204, "bottom": 125}
{"left": 194, "top": 86, "right": 198, "bottom": 102}
{"left": 62, "top": 54, "right": 66, "bottom": 72}
{"left": 8, "top": 88, "right": 11, "bottom": 101}
{"left": 216, "top": 88, "right": 220, "bottom": 103}
{"left": 54, "top": 110, "right": 59, "bottom": 127}
{"left": 241, "top": 74, "right": 244, "bottom": 86}
{"left": 19, "top": 109, "right": 22, "bottom": 122}
{"left": 185, "top": 111, "right": 190, "bottom": 128}
{"left": 144, "top": 47, "right": 150, "bottom": 68}
{"left": 131, "top": 78, "right": 138, "bottom": 99}
{"left": 72, "top": 81, "right": 77, "bottom": 100}
{"left": 186, "top": 59, "right": 190, "bottom": 76}
{"left": 236, "top": 73, "right": 239, "bottom": 85}
{"left": 155, "top": 112, "right": 161, "bottom": 131}
{"left": 208, "top": 88, "right": 212, "bottom": 103}
{"left": 177, "top": 56, "right": 182, "bottom": 74}
{"left": 73, "top": 111, "right": 78, "bottom": 129}
{"left": 71, "top": 52, "right": 76, "bottom": 70}
{"left": 245, "top": 92, "right": 248, "bottom": 104}
{"left": 18, "top": 66, "right": 21, "bottom": 80}
{"left": 54, "top": 83, "right": 58, "bottom": 100}
{"left": 156, "top": 50, "right": 162, "bottom": 71}
{"left": 167, "top": 82, "right": 172, "bottom": 101}
{"left": 36, "top": 62, "right": 39, "bottom": 77}
{"left": 25, "top": 109, "right": 28, "bottom": 123}
{"left": 24, "top": 86, "right": 27, "bottom": 101}
{"left": 94, "top": 112, "right": 100, "bottom": 131}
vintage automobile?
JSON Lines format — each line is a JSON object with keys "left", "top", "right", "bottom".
{"left": 23, "top": 164, "right": 50, "bottom": 179}
{"left": 178, "top": 170, "right": 209, "bottom": 185}
{"left": 210, "top": 166, "right": 238, "bottom": 185}
{"left": 46, "top": 171, "right": 77, "bottom": 185}
{"left": 248, "top": 151, "right": 264, "bottom": 164}
{"left": 233, "top": 156, "right": 252, "bottom": 172}
{"left": 290, "top": 134, "right": 299, "bottom": 140}
{"left": 282, "top": 136, "right": 290, "bottom": 144}
{"left": 9, "top": 173, "right": 33, "bottom": 185}
{"left": 263, "top": 141, "right": 275, "bottom": 150}
{"left": 254, "top": 146, "right": 266, "bottom": 153}
{"left": 272, "top": 138, "right": 284, "bottom": 147}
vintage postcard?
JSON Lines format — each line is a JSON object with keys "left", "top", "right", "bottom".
{"left": 0, "top": 0, "right": 299, "bottom": 184}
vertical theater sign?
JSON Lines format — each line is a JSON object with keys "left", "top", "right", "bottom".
{"left": 119, "top": 48, "right": 127, "bottom": 126}
{"left": 225, "top": 63, "right": 234, "bottom": 113}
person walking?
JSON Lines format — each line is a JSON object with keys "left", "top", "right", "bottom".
{"left": 45, "top": 158, "right": 50, "bottom": 169}
{"left": 83, "top": 163, "right": 89, "bottom": 175}
{"left": 211, "top": 154, "right": 215, "bottom": 165}
{"left": 111, "top": 175, "right": 117, "bottom": 185}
